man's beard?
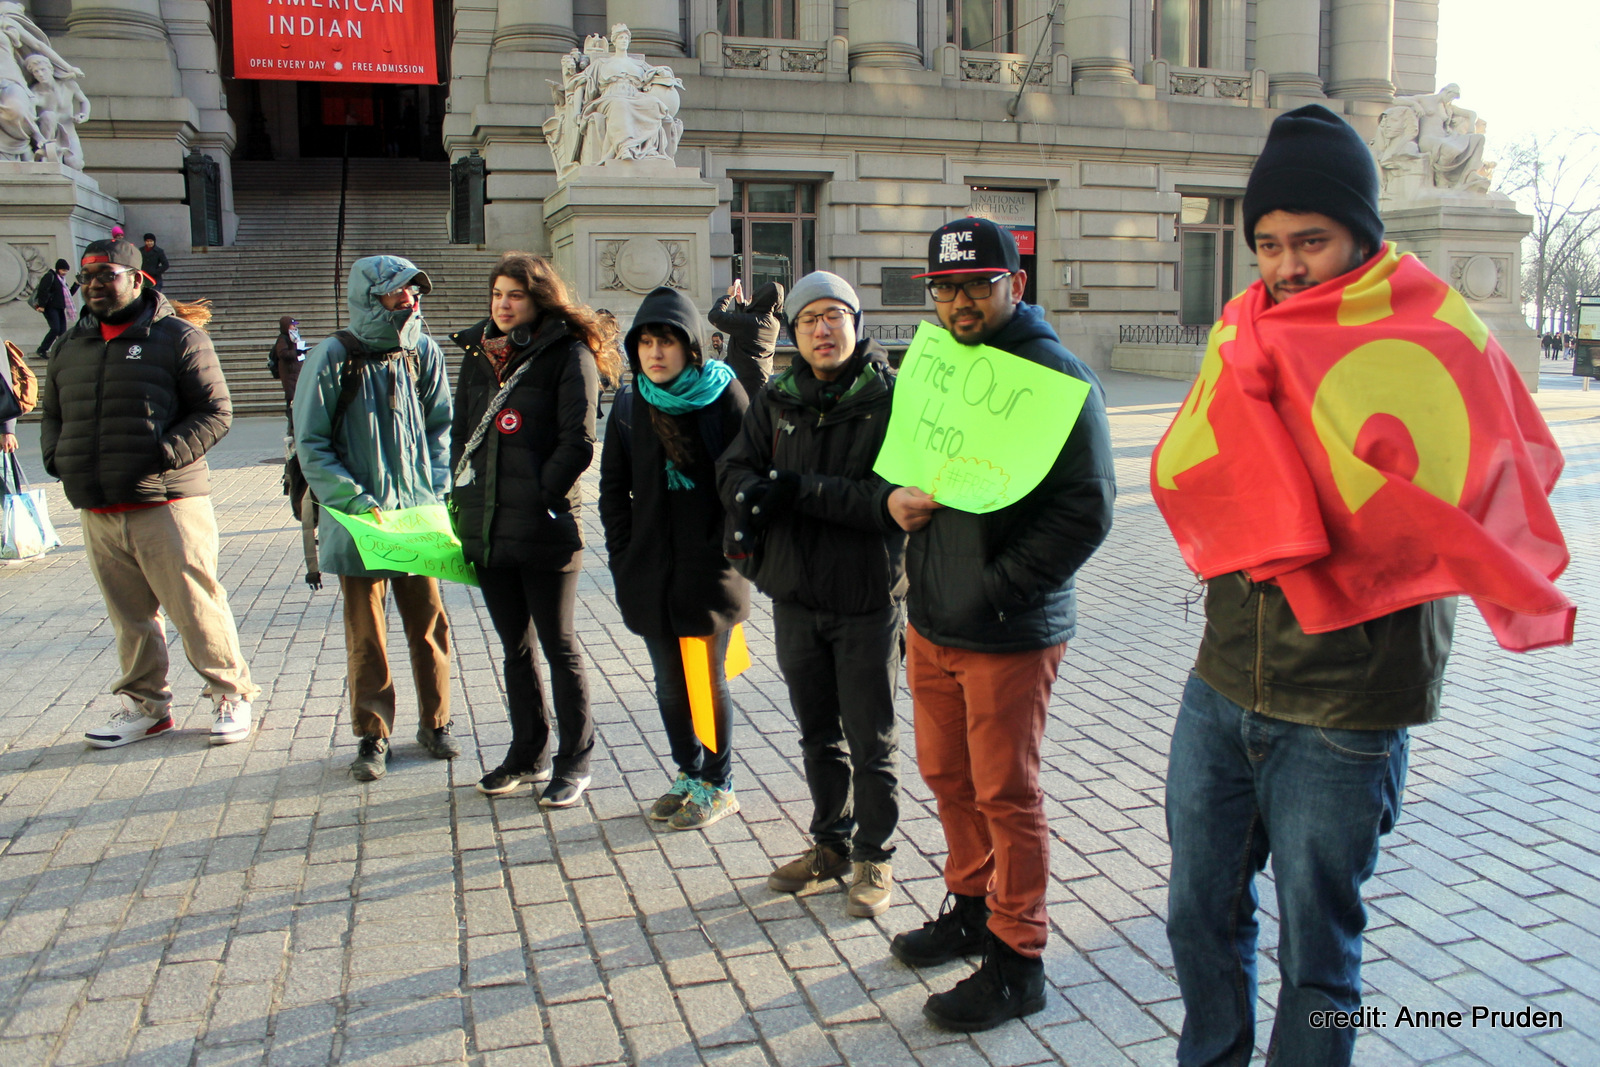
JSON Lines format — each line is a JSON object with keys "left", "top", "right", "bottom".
{"left": 94, "top": 289, "right": 146, "bottom": 324}
{"left": 1272, "top": 248, "right": 1369, "bottom": 303}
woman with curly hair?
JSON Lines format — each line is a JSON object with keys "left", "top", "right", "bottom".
{"left": 450, "top": 253, "right": 622, "bottom": 808}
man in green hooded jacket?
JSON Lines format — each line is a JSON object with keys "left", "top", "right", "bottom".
{"left": 294, "top": 255, "right": 456, "bottom": 781}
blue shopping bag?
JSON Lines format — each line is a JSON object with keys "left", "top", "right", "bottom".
{"left": 1, "top": 454, "right": 61, "bottom": 559}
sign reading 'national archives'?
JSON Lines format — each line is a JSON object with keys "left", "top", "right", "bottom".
{"left": 222, "top": 0, "right": 444, "bottom": 84}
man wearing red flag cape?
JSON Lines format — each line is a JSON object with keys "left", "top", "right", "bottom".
{"left": 1151, "top": 105, "right": 1573, "bottom": 1067}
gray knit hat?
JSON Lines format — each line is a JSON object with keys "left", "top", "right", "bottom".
{"left": 783, "top": 271, "right": 861, "bottom": 328}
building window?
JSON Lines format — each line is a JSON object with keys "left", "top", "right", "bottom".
{"left": 1154, "top": 0, "right": 1210, "bottom": 67}
{"left": 1178, "top": 195, "right": 1235, "bottom": 325}
{"left": 949, "top": 0, "right": 1014, "bottom": 52}
{"left": 731, "top": 181, "right": 816, "bottom": 293}
{"left": 720, "top": 0, "right": 796, "bottom": 38}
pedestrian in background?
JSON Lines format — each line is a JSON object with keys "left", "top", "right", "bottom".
{"left": 269, "top": 315, "right": 307, "bottom": 423}
{"left": 450, "top": 253, "right": 616, "bottom": 808}
{"left": 40, "top": 239, "right": 259, "bottom": 748}
{"left": 600, "top": 286, "right": 749, "bottom": 831}
{"left": 708, "top": 278, "right": 784, "bottom": 402}
{"left": 31, "top": 259, "right": 75, "bottom": 356}
{"left": 719, "top": 271, "right": 907, "bottom": 919}
{"left": 294, "top": 255, "right": 456, "bottom": 783}
{"left": 141, "top": 233, "right": 170, "bottom": 290}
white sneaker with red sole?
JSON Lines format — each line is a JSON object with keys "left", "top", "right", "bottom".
{"left": 85, "top": 696, "right": 175, "bottom": 749}
{"left": 210, "top": 696, "right": 253, "bottom": 745}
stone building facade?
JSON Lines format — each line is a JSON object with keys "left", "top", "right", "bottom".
{"left": 20, "top": 0, "right": 1444, "bottom": 370}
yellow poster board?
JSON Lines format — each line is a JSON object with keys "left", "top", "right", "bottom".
{"left": 679, "top": 625, "right": 751, "bottom": 752}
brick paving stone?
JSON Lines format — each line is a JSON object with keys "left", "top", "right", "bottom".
{"left": 0, "top": 380, "right": 1593, "bottom": 1065}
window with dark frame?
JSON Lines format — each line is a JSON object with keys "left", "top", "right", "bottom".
{"left": 1178, "top": 195, "right": 1236, "bottom": 326}
{"left": 1153, "top": 0, "right": 1211, "bottom": 67}
{"left": 720, "top": 0, "right": 797, "bottom": 38}
{"left": 948, "top": 0, "right": 1015, "bottom": 52}
{"left": 730, "top": 180, "right": 817, "bottom": 294}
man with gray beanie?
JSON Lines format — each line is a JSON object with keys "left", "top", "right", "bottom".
{"left": 717, "top": 270, "right": 908, "bottom": 918}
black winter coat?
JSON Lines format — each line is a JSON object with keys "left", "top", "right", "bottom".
{"left": 600, "top": 380, "right": 750, "bottom": 640}
{"left": 449, "top": 315, "right": 599, "bottom": 572}
{"left": 905, "top": 303, "right": 1116, "bottom": 653}
{"left": 33, "top": 271, "right": 72, "bottom": 312}
{"left": 717, "top": 340, "right": 907, "bottom": 614}
{"left": 40, "top": 291, "right": 232, "bottom": 509}
{"left": 708, "top": 283, "right": 782, "bottom": 396}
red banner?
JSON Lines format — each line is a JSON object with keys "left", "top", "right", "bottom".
{"left": 228, "top": 0, "right": 439, "bottom": 84}
{"left": 1150, "top": 245, "right": 1574, "bottom": 652}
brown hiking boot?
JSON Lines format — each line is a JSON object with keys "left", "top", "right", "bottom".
{"left": 847, "top": 860, "right": 893, "bottom": 918}
{"left": 767, "top": 843, "right": 851, "bottom": 893}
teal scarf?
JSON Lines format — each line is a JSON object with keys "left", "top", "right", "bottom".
{"left": 636, "top": 361, "right": 735, "bottom": 489}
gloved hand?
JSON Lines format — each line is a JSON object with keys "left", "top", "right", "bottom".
{"left": 733, "top": 478, "right": 774, "bottom": 538}
{"left": 761, "top": 469, "right": 801, "bottom": 521}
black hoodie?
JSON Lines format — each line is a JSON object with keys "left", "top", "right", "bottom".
{"left": 708, "top": 281, "right": 784, "bottom": 398}
{"left": 601, "top": 287, "right": 750, "bottom": 638}
{"left": 905, "top": 302, "right": 1116, "bottom": 653}
{"left": 717, "top": 338, "right": 907, "bottom": 614}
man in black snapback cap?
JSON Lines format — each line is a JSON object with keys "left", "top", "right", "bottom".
{"left": 885, "top": 217, "right": 1116, "bottom": 1031}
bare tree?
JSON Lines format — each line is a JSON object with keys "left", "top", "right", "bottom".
{"left": 1497, "top": 131, "right": 1600, "bottom": 334}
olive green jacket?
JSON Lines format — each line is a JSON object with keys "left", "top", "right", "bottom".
{"left": 1194, "top": 571, "right": 1457, "bottom": 729}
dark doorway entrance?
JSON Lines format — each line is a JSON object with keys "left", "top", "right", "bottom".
{"left": 229, "top": 79, "right": 447, "bottom": 161}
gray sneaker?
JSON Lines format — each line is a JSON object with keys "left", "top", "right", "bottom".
{"left": 416, "top": 723, "right": 461, "bottom": 759}
{"left": 350, "top": 735, "right": 389, "bottom": 781}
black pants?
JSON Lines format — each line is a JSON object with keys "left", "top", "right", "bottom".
{"left": 643, "top": 629, "right": 735, "bottom": 789}
{"left": 774, "top": 599, "right": 905, "bottom": 862}
{"left": 477, "top": 563, "right": 593, "bottom": 777}
{"left": 39, "top": 307, "right": 65, "bottom": 355}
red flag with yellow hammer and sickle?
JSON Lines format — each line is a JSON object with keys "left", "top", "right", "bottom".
{"left": 1151, "top": 244, "right": 1574, "bottom": 652}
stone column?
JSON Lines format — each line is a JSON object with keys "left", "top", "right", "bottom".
{"left": 1255, "top": 0, "right": 1323, "bottom": 99}
{"left": 1060, "top": 0, "right": 1136, "bottom": 86}
{"left": 493, "top": 0, "right": 577, "bottom": 52}
{"left": 65, "top": 0, "right": 166, "bottom": 40}
{"left": 798, "top": 0, "right": 834, "bottom": 40}
{"left": 848, "top": 0, "right": 922, "bottom": 68}
{"left": 1327, "top": 0, "right": 1394, "bottom": 101}
{"left": 607, "top": 0, "right": 683, "bottom": 56}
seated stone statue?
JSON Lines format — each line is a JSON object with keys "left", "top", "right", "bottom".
{"left": 1394, "top": 83, "right": 1489, "bottom": 193}
{"left": 26, "top": 53, "right": 89, "bottom": 169}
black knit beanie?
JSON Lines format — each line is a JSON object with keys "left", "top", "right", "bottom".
{"left": 1242, "top": 105, "right": 1384, "bottom": 255}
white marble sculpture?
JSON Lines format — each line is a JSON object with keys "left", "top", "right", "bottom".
{"left": 0, "top": 0, "right": 88, "bottom": 168}
{"left": 542, "top": 23, "right": 684, "bottom": 184}
{"left": 1373, "top": 83, "right": 1490, "bottom": 199}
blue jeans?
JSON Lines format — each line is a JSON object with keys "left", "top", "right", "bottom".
{"left": 643, "top": 631, "right": 735, "bottom": 789}
{"left": 1166, "top": 673, "right": 1407, "bottom": 1067}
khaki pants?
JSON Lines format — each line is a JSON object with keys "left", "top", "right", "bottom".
{"left": 907, "top": 624, "right": 1064, "bottom": 958}
{"left": 81, "top": 497, "right": 259, "bottom": 712}
{"left": 339, "top": 575, "right": 451, "bottom": 738}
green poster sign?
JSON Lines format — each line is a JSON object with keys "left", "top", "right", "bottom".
{"left": 321, "top": 504, "right": 480, "bottom": 586}
{"left": 873, "top": 321, "right": 1091, "bottom": 514}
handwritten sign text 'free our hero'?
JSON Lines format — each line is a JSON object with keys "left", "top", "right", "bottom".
{"left": 873, "top": 322, "right": 1090, "bottom": 514}
{"left": 322, "top": 504, "right": 480, "bottom": 586}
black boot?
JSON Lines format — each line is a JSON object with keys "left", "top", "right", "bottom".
{"left": 922, "top": 932, "right": 1046, "bottom": 1032}
{"left": 890, "top": 893, "right": 989, "bottom": 967}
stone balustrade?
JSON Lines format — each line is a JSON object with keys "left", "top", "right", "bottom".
{"left": 1145, "top": 60, "right": 1269, "bottom": 106}
{"left": 695, "top": 32, "right": 849, "bottom": 80}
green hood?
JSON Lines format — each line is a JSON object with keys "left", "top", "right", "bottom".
{"left": 346, "top": 255, "right": 433, "bottom": 350}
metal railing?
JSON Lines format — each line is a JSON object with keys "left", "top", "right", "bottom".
{"left": 1118, "top": 324, "right": 1209, "bottom": 345}
{"left": 863, "top": 324, "right": 921, "bottom": 343}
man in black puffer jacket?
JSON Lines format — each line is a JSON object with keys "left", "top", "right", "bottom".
{"left": 41, "top": 239, "right": 258, "bottom": 751}
{"left": 717, "top": 271, "right": 907, "bottom": 921}
{"left": 886, "top": 218, "right": 1116, "bottom": 1032}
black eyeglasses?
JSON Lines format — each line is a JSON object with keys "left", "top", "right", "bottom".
{"left": 76, "top": 267, "right": 136, "bottom": 287}
{"left": 927, "top": 273, "right": 1011, "bottom": 303}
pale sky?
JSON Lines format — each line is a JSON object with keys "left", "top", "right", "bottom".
{"left": 1434, "top": 0, "right": 1599, "bottom": 152}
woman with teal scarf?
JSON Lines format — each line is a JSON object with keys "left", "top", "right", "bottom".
{"left": 599, "top": 286, "right": 751, "bottom": 831}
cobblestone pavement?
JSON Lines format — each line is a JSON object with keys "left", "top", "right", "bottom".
{"left": 1, "top": 368, "right": 1596, "bottom": 1067}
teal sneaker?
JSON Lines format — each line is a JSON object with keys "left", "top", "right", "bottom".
{"left": 649, "top": 772, "right": 694, "bottom": 821}
{"left": 669, "top": 780, "right": 740, "bottom": 831}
